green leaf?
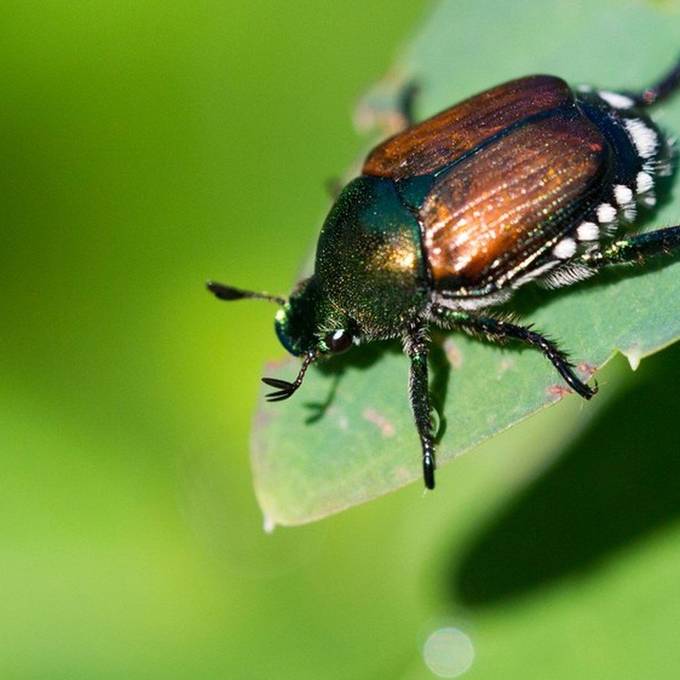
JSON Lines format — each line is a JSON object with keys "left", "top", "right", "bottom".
{"left": 252, "top": 0, "right": 680, "bottom": 526}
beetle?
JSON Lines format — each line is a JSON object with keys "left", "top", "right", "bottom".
{"left": 208, "top": 58, "right": 680, "bottom": 490}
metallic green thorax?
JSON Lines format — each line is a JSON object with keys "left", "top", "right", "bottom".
{"left": 275, "top": 176, "right": 428, "bottom": 355}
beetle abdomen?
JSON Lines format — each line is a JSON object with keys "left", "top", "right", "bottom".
{"left": 421, "top": 109, "right": 610, "bottom": 294}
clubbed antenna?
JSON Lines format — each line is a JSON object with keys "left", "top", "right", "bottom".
{"left": 206, "top": 281, "right": 286, "bottom": 306}
{"left": 262, "top": 352, "right": 317, "bottom": 402}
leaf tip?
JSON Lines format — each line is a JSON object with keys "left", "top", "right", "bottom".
{"left": 262, "top": 513, "right": 277, "bottom": 534}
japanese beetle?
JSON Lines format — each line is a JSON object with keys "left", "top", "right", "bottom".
{"left": 209, "top": 58, "right": 680, "bottom": 490}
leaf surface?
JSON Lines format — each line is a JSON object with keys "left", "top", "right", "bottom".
{"left": 252, "top": 0, "right": 680, "bottom": 525}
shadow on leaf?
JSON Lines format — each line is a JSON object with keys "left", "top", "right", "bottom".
{"left": 450, "top": 341, "right": 680, "bottom": 608}
{"left": 301, "top": 338, "right": 453, "bottom": 437}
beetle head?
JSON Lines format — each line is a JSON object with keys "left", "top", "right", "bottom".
{"left": 207, "top": 276, "right": 356, "bottom": 402}
{"left": 274, "top": 276, "right": 355, "bottom": 357}
{"left": 264, "top": 276, "right": 357, "bottom": 402}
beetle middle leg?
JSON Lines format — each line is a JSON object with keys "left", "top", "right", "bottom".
{"left": 431, "top": 307, "right": 597, "bottom": 400}
{"left": 404, "top": 322, "right": 436, "bottom": 489}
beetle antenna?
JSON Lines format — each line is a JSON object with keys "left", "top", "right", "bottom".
{"left": 206, "top": 281, "right": 286, "bottom": 306}
{"left": 262, "top": 352, "right": 317, "bottom": 402}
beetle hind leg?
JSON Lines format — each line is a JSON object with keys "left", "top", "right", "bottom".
{"left": 628, "top": 56, "right": 680, "bottom": 107}
{"left": 432, "top": 307, "right": 597, "bottom": 400}
{"left": 581, "top": 224, "right": 680, "bottom": 268}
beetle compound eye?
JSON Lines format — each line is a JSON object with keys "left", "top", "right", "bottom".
{"left": 326, "top": 329, "right": 353, "bottom": 353}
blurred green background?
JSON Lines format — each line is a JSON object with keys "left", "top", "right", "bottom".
{"left": 3, "top": 1, "right": 680, "bottom": 678}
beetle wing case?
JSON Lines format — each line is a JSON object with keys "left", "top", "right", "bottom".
{"left": 363, "top": 76, "right": 573, "bottom": 179}
{"left": 362, "top": 74, "right": 669, "bottom": 301}
{"left": 421, "top": 110, "right": 610, "bottom": 294}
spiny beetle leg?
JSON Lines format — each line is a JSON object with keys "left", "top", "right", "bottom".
{"left": 628, "top": 55, "right": 680, "bottom": 107}
{"left": 404, "top": 324, "right": 436, "bottom": 489}
{"left": 433, "top": 308, "right": 596, "bottom": 400}
{"left": 583, "top": 225, "right": 680, "bottom": 268}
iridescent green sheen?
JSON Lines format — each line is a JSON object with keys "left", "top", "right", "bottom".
{"left": 276, "top": 176, "right": 428, "bottom": 354}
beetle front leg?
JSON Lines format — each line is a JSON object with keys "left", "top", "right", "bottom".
{"left": 432, "top": 307, "right": 596, "bottom": 400}
{"left": 404, "top": 324, "right": 436, "bottom": 490}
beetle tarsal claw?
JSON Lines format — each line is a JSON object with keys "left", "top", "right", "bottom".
{"left": 261, "top": 352, "right": 317, "bottom": 402}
